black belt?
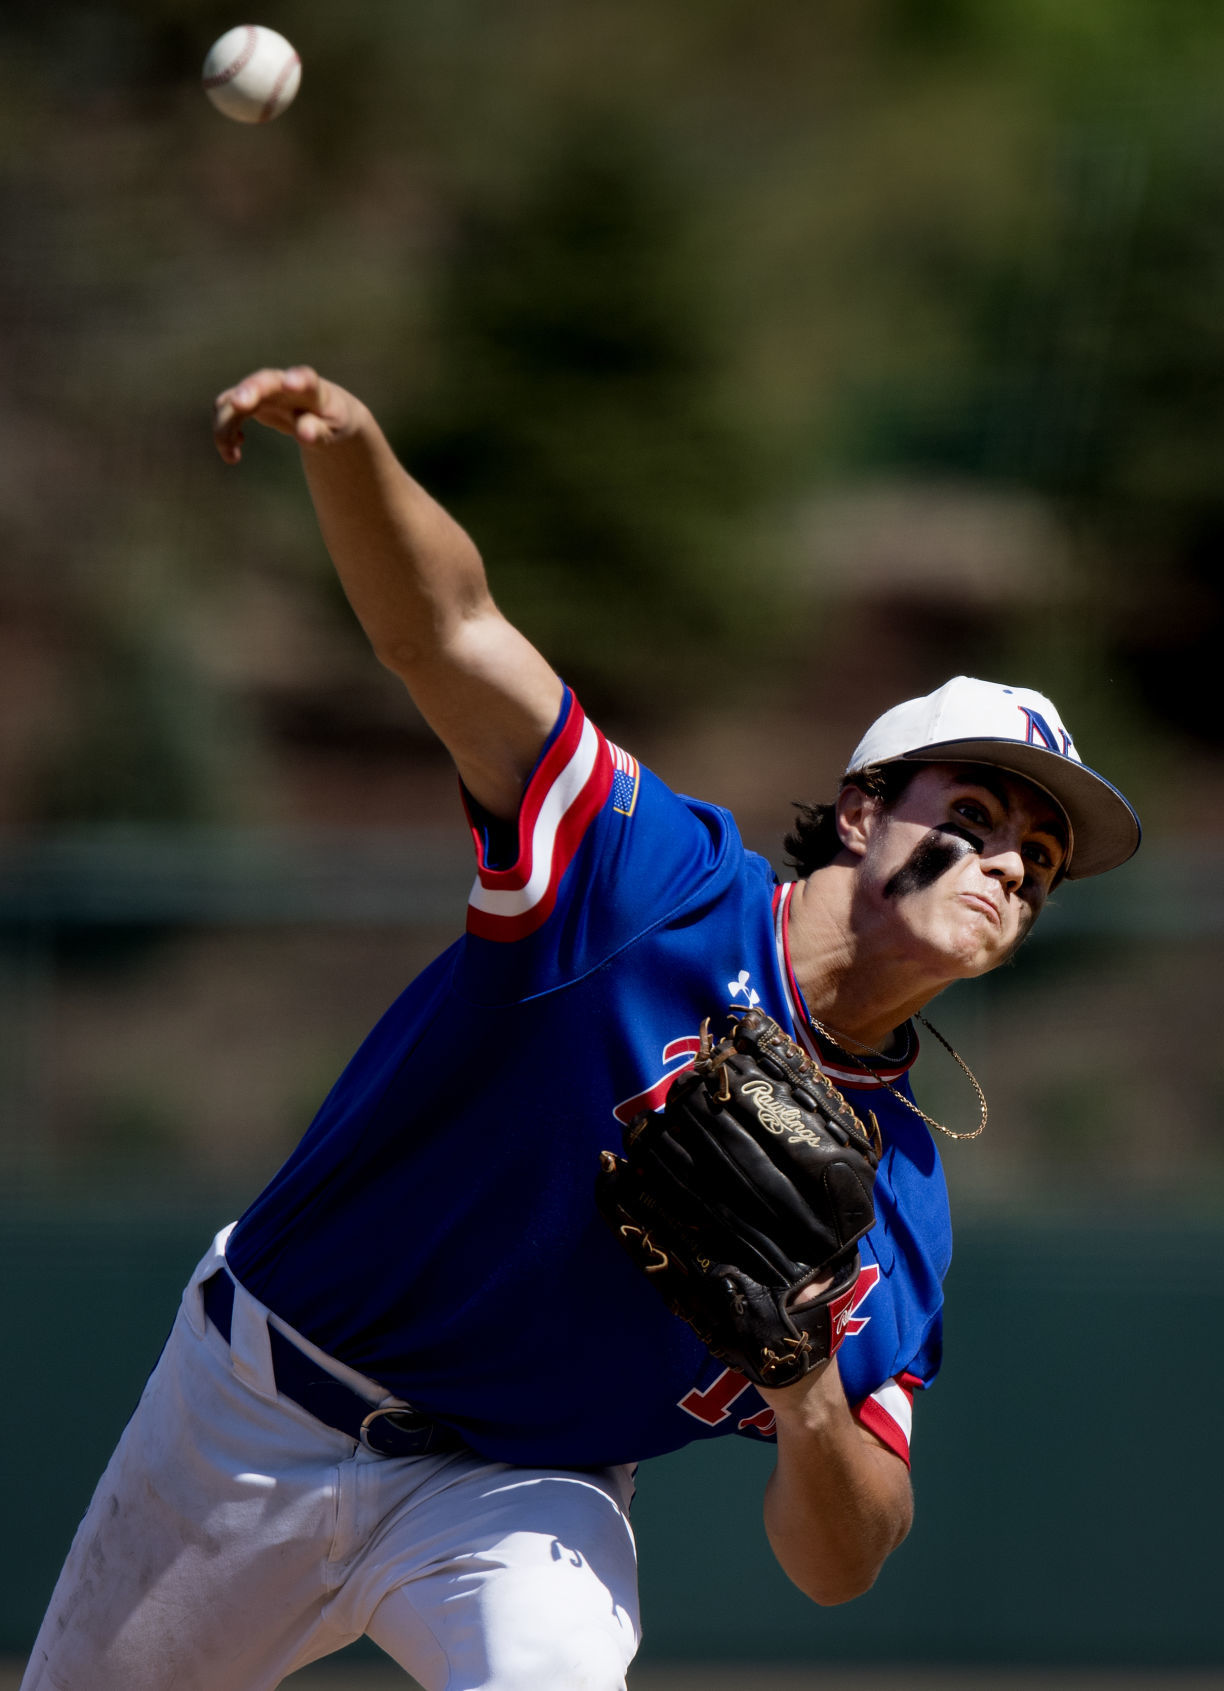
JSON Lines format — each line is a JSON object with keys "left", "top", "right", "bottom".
{"left": 202, "top": 1269, "right": 466, "bottom": 1459}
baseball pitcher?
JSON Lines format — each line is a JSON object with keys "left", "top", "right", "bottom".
{"left": 20, "top": 367, "right": 1141, "bottom": 1691}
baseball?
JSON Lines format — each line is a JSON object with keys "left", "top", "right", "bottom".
{"left": 202, "top": 25, "right": 301, "bottom": 124}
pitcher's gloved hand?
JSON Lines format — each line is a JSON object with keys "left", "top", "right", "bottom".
{"left": 597, "top": 1008, "right": 882, "bottom": 1387}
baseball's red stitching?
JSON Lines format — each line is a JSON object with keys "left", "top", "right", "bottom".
{"left": 260, "top": 51, "right": 300, "bottom": 122}
{"left": 202, "top": 24, "right": 258, "bottom": 90}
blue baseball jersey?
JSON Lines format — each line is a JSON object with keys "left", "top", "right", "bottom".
{"left": 227, "top": 689, "right": 952, "bottom": 1470}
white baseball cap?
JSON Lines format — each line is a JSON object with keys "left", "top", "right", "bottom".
{"left": 845, "top": 676, "right": 1141, "bottom": 880}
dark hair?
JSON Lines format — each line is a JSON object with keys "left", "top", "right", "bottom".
{"left": 784, "top": 762, "right": 921, "bottom": 878}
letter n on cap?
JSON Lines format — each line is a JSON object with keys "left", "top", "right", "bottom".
{"left": 1018, "top": 706, "right": 1072, "bottom": 757}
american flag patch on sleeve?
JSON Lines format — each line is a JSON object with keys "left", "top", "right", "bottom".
{"left": 609, "top": 743, "right": 640, "bottom": 816}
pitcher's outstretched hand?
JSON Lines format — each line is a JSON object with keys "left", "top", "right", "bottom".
{"left": 213, "top": 365, "right": 368, "bottom": 464}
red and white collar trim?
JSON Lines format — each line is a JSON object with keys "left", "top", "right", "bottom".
{"left": 772, "top": 882, "right": 919, "bottom": 1089}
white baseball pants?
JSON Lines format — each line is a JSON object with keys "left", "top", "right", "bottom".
{"left": 21, "top": 1229, "right": 641, "bottom": 1691}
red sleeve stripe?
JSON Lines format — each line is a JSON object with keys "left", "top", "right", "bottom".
{"left": 854, "top": 1376, "right": 916, "bottom": 1467}
{"left": 466, "top": 704, "right": 613, "bottom": 941}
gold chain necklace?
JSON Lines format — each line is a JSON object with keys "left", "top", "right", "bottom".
{"left": 805, "top": 1012, "right": 988, "bottom": 1143}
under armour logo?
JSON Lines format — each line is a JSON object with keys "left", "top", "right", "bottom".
{"left": 728, "top": 970, "right": 760, "bottom": 1007}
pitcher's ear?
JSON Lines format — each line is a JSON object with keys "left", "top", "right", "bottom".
{"left": 834, "top": 782, "right": 874, "bottom": 859}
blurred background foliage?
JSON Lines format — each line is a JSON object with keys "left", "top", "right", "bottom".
{"left": 0, "top": 0, "right": 1222, "bottom": 1209}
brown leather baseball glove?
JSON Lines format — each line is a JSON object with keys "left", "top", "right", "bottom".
{"left": 597, "top": 1008, "right": 881, "bottom": 1388}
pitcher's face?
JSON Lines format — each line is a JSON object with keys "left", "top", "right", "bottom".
{"left": 851, "top": 762, "right": 1068, "bottom": 978}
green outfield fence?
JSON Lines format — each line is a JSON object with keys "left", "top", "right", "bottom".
{"left": 2, "top": 829, "right": 1222, "bottom": 1668}
{"left": 4, "top": 1204, "right": 1222, "bottom": 1669}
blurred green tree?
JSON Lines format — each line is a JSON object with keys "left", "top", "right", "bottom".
{"left": 29, "top": 616, "right": 231, "bottom": 825}
{"left": 385, "top": 111, "right": 769, "bottom": 723}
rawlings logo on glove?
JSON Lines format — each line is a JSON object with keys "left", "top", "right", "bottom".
{"left": 741, "top": 1078, "right": 830, "bottom": 1145}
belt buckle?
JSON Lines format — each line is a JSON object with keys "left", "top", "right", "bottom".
{"left": 360, "top": 1404, "right": 431, "bottom": 1456}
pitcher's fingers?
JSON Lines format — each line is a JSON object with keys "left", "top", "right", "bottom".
{"left": 214, "top": 420, "right": 244, "bottom": 464}
{"left": 280, "top": 364, "right": 322, "bottom": 401}
{"left": 213, "top": 393, "right": 250, "bottom": 463}
{"left": 213, "top": 367, "right": 300, "bottom": 461}
{"left": 219, "top": 366, "right": 323, "bottom": 419}
{"left": 215, "top": 367, "right": 292, "bottom": 424}
{"left": 213, "top": 367, "right": 340, "bottom": 463}
{"left": 213, "top": 376, "right": 264, "bottom": 462}
{"left": 283, "top": 367, "right": 346, "bottom": 444}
